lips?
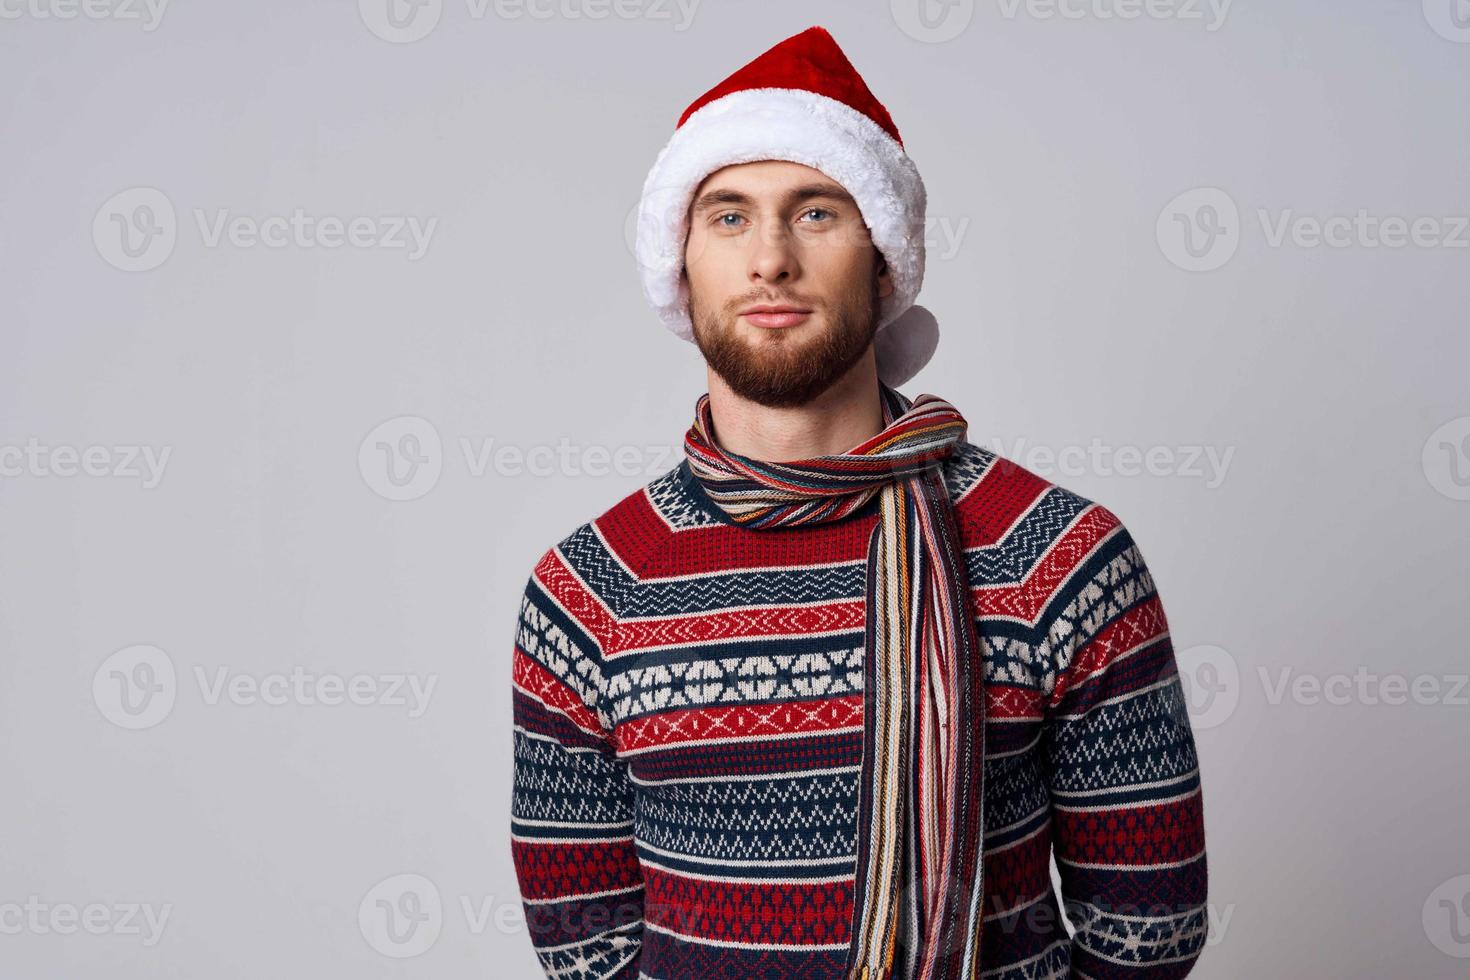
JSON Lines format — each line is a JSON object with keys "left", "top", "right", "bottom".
{"left": 739, "top": 305, "right": 812, "bottom": 329}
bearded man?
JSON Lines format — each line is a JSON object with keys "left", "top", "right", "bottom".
{"left": 509, "top": 25, "right": 1208, "bottom": 980}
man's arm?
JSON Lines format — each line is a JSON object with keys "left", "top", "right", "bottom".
{"left": 1042, "top": 508, "right": 1209, "bottom": 978}
{"left": 510, "top": 544, "right": 644, "bottom": 979}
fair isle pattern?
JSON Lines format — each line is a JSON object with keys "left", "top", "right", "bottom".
{"left": 509, "top": 439, "right": 1209, "bottom": 980}
{"left": 684, "top": 384, "right": 985, "bottom": 980}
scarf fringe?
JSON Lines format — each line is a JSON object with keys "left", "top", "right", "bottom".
{"left": 683, "top": 383, "right": 987, "bottom": 979}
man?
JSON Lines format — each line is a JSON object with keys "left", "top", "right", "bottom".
{"left": 509, "top": 26, "right": 1208, "bottom": 980}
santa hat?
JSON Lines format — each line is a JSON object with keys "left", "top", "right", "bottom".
{"left": 634, "top": 25, "right": 939, "bottom": 387}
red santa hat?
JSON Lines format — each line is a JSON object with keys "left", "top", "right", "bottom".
{"left": 634, "top": 25, "right": 939, "bottom": 387}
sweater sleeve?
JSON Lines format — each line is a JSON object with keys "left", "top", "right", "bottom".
{"left": 510, "top": 544, "right": 644, "bottom": 980}
{"left": 1041, "top": 509, "right": 1209, "bottom": 978}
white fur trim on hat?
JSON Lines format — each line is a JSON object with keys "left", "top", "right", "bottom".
{"left": 634, "top": 87, "right": 936, "bottom": 387}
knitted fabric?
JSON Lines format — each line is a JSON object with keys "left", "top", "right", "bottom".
{"left": 509, "top": 431, "right": 1210, "bottom": 980}
{"left": 682, "top": 384, "right": 985, "bottom": 980}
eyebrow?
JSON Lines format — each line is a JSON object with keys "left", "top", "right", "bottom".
{"left": 690, "top": 182, "right": 858, "bottom": 216}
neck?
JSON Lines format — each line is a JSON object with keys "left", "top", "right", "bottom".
{"left": 705, "top": 349, "right": 885, "bottom": 462}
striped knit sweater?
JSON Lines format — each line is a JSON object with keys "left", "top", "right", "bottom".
{"left": 509, "top": 440, "right": 1209, "bottom": 979}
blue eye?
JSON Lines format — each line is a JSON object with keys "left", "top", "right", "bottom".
{"left": 716, "top": 213, "right": 744, "bottom": 227}
{"left": 801, "top": 208, "right": 832, "bottom": 222}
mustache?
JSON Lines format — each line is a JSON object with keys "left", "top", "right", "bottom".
{"left": 730, "top": 293, "right": 819, "bottom": 311}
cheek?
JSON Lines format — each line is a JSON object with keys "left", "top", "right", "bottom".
{"left": 806, "top": 244, "right": 873, "bottom": 296}
{"left": 685, "top": 220, "right": 738, "bottom": 264}
{"left": 685, "top": 237, "right": 742, "bottom": 294}
{"left": 684, "top": 227, "right": 718, "bottom": 277}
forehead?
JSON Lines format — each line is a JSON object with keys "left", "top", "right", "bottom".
{"left": 691, "top": 159, "right": 848, "bottom": 199}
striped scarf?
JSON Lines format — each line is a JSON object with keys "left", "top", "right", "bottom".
{"left": 683, "top": 382, "right": 987, "bottom": 980}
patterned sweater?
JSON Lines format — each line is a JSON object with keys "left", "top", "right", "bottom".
{"left": 509, "top": 441, "right": 1209, "bottom": 979}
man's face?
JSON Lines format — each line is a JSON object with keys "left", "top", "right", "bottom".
{"left": 683, "top": 160, "right": 894, "bottom": 408}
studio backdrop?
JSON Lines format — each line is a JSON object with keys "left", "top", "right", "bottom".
{"left": 2, "top": 2, "right": 1467, "bottom": 978}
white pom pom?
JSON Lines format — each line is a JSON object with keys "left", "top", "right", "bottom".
{"left": 873, "top": 304, "right": 940, "bottom": 387}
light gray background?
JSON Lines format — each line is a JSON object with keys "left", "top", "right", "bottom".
{"left": 3, "top": 1, "right": 1468, "bottom": 977}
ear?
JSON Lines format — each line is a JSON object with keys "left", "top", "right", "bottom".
{"left": 875, "top": 250, "right": 894, "bottom": 300}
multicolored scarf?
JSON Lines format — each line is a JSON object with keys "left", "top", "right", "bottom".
{"left": 683, "top": 382, "right": 987, "bottom": 980}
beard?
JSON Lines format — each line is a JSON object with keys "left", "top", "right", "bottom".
{"left": 689, "top": 274, "right": 880, "bottom": 409}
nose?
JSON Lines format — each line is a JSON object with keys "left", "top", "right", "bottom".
{"left": 747, "top": 220, "right": 800, "bottom": 288}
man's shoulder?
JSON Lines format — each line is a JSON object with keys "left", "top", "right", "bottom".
{"left": 554, "top": 456, "right": 698, "bottom": 545}
{"left": 949, "top": 440, "right": 1164, "bottom": 695}
{"left": 524, "top": 459, "right": 695, "bottom": 613}
{"left": 947, "top": 438, "right": 1112, "bottom": 527}
{"left": 947, "top": 438, "right": 1143, "bottom": 583}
